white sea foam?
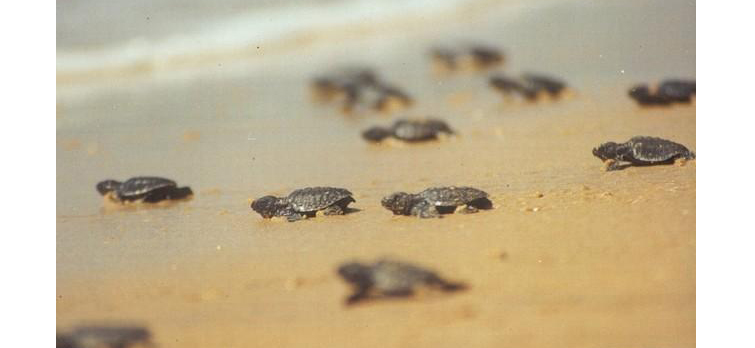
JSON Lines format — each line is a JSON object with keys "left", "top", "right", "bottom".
{"left": 57, "top": 0, "right": 476, "bottom": 75}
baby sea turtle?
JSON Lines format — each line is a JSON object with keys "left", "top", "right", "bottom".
{"left": 430, "top": 44, "right": 504, "bottom": 73}
{"left": 362, "top": 118, "right": 454, "bottom": 143}
{"left": 311, "top": 67, "right": 412, "bottom": 114}
{"left": 628, "top": 85, "right": 671, "bottom": 106}
{"left": 67, "top": 325, "right": 152, "bottom": 348}
{"left": 592, "top": 136, "right": 696, "bottom": 171}
{"left": 490, "top": 73, "right": 568, "bottom": 101}
{"left": 381, "top": 186, "right": 493, "bottom": 218}
{"left": 251, "top": 187, "right": 355, "bottom": 222}
{"left": 337, "top": 258, "right": 467, "bottom": 305}
{"left": 96, "top": 177, "right": 193, "bottom": 204}
{"left": 628, "top": 79, "right": 695, "bottom": 106}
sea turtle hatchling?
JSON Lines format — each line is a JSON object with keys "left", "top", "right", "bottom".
{"left": 337, "top": 258, "right": 467, "bottom": 305}
{"left": 96, "top": 177, "right": 193, "bottom": 204}
{"left": 66, "top": 325, "right": 153, "bottom": 348}
{"left": 381, "top": 186, "right": 493, "bottom": 218}
{"left": 362, "top": 118, "right": 455, "bottom": 143}
{"left": 592, "top": 136, "right": 696, "bottom": 171}
{"left": 430, "top": 44, "right": 504, "bottom": 73}
{"left": 628, "top": 79, "right": 695, "bottom": 106}
{"left": 311, "top": 67, "right": 412, "bottom": 114}
{"left": 490, "top": 73, "right": 568, "bottom": 101}
{"left": 251, "top": 187, "right": 356, "bottom": 222}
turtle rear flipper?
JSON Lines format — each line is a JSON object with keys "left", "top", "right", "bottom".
{"left": 430, "top": 278, "right": 467, "bottom": 292}
{"left": 345, "top": 287, "right": 371, "bottom": 305}
{"left": 322, "top": 196, "right": 356, "bottom": 215}
{"left": 285, "top": 212, "right": 307, "bottom": 222}
{"left": 468, "top": 197, "right": 493, "bottom": 210}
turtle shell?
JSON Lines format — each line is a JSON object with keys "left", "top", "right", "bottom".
{"left": 627, "top": 136, "right": 693, "bottom": 163}
{"left": 392, "top": 119, "right": 452, "bottom": 142}
{"left": 287, "top": 187, "right": 354, "bottom": 212}
{"left": 522, "top": 73, "right": 566, "bottom": 96}
{"left": 419, "top": 186, "right": 488, "bottom": 206}
{"left": 118, "top": 177, "right": 177, "bottom": 199}
{"left": 371, "top": 259, "right": 440, "bottom": 293}
{"left": 658, "top": 80, "right": 695, "bottom": 101}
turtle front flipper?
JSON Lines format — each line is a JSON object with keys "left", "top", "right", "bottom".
{"left": 285, "top": 212, "right": 307, "bottom": 222}
{"left": 411, "top": 200, "right": 441, "bottom": 218}
{"left": 603, "top": 159, "right": 625, "bottom": 172}
{"left": 426, "top": 275, "right": 467, "bottom": 292}
{"left": 345, "top": 286, "right": 372, "bottom": 305}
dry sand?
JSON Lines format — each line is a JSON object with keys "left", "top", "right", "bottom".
{"left": 57, "top": 0, "right": 695, "bottom": 346}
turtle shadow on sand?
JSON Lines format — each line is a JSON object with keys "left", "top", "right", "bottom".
{"left": 602, "top": 160, "right": 683, "bottom": 171}
{"left": 100, "top": 194, "right": 193, "bottom": 213}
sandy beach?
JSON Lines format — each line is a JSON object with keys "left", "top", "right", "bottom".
{"left": 57, "top": 0, "right": 695, "bottom": 346}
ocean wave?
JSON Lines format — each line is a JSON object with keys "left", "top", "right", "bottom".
{"left": 57, "top": 0, "right": 480, "bottom": 76}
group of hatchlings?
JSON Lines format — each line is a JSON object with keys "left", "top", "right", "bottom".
{"left": 94, "top": 44, "right": 695, "bottom": 307}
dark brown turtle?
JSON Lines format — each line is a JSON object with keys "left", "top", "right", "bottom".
{"left": 381, "top": 186, "right": 493, "bottom": 218}
{"left": 311, "top": 67, "right": 412, "bottom": 114}
{"left": 96, "top": 177, "right": 193, "bottom": 204}
{"left": 592, "top": 136, "right": 696, "bottom": 171}
{"left": 490, "top": 73, "right": 568, "bottom": 101}
{"left": 628, "top": 85, "right": 672, "bottom": 106}
{"left": 251, "top": 187, "right": 355, "bottom": 222}
{"left": 628, "top": 79, "right": 695, "bottom": 106}
{"left": 430, "top": 44, "right": 504, "bottom": 72}
{"left": 337, "top": 258, "right": 467, "bottom": 305}
{"left": 362, "top": 118, "right": 454, "bottom": 143}
{"left": 67, "top": 325, "right": 152, "bottom": 348}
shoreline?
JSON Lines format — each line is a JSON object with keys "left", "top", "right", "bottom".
{"left": 57, "top": 0, "right": 695, "bottom": 346}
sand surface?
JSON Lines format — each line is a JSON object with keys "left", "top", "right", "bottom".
{"left": 57, "top": 0, "right": 695, "bottom": 346}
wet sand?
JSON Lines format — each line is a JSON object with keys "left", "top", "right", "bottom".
{"left": 57, "top": 0, "right": 695, "bottom": 346}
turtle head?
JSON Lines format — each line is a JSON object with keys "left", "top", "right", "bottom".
{"left": 427, "top": 120, "right": 454, "bottom": 135}
{"left": 628, "top": 84, "right": 650, "bottom": 99}
{"left": 251, "top": 195, "right": 288, "bottom": 218}
{"left": 337, "top": 262, "right": 372, "bottom": 285}
{"left": 381, "top": 192, "right": 417, "bottom": 215}
{"left": 96, "top": 180, "right": 122, "bottom": 196}
{"left": 362, "top": 127, "right": 392, "bottom": 142}
{"left": 592, "top": 142, "right": 620, "bottom": 161}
